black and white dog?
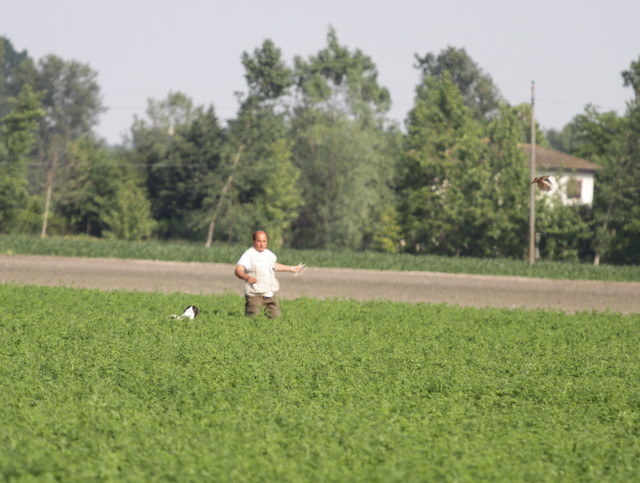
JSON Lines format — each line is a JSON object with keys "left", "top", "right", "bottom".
{"left": 169, "top": 305, "right": 200, "bottom": 320}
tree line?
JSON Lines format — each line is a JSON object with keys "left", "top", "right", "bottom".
{"left": 1, "top": 30, "right": 639, "bottom": 264}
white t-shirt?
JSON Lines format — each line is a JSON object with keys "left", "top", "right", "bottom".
{"left": 237, "top": 247, "right": 279, "bottom": 296}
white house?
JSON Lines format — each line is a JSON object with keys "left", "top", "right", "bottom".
{"left": 521, "top": 144, "right": 601, "bottom": 205}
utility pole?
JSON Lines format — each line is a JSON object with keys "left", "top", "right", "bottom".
{"left": 528, "top": 81, "right": 536, "bottom": 265}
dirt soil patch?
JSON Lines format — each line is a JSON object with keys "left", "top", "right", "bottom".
{"left": 1, "top": 254, "right": 639, "bottom": 314}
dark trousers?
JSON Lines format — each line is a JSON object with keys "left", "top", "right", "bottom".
{"left": 244, "top": 295, "right": 281, "bottom": 319}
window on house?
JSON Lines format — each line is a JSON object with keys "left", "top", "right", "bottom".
{"left": 567, "top": 179, "right": 582, "bottom": 199}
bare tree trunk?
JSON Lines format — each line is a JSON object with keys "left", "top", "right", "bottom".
{"left": 40, "top": 170, "right": 54, "bottom": 238}
{"left": 205, "top": 144, "right": 245, "bottom": 248}
{"left": 40, "top": 151, "right": 58, "bottom": 239}
{"left": 40, "top": 134, "right": 65, "bottom": 239}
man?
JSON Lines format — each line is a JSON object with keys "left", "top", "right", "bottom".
{"left": 234, "top": 230, "right": 304, "bottom": 318}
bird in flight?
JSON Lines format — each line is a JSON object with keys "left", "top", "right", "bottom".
{"left": 531, "top": 175, "right": 552, "bottom": 192}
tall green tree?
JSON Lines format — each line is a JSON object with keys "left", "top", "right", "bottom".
{"left": 130, "top": 96, "right": 225, "bottom": 240}
{"left": 0, "top": 85, "right": 43, "bottom": 165}
{"left": 0, "top": 37, "right": 37, "bottom": 119}
{"left": 132, "top": 91, "right": 196, "bottom": 139}
{"left": 129, "top": 92, "right": 194, "bottom": 232}
{"left": 246, "top": 139, "right": 302, "bottom": 248}
{"left": 566, "top": 54, "right": 640, "bottom": 265}
{"left": 397, "top": 72, "right": 484, "bottom": 255}
{"left": 569, "top": 106, "right": 624, "bottom": 263}
{"left": 216, "top": 39, "right": 301, "bottom": 247}
{"left": 54, "top": 137, "right": 155, "bottom": 240}
{"left": 415, "top": 46, "right": 503, "bottom": 121}
{"left": 289, "top": 28, "right": 399, "bottom": 250}
{"left": 241, "top": 39, "right": 293, "bottom": 103}
{"left": 292, "top": 113, "right": 398, "bottom": 250}
{"left": 610, "top": 56, "right": 640, "bottom": 263}
{"left": 536, "top": 200, "right": 593, "bottom": 262}
{"left": 33, "top": 55, "right": 105, "bottom": 237}
{"left": 170, "top": 106, "right": 226, "bottom": 241}
{"left": 55, "top": 137, "right": 116, "bottom": 236}
{"left": 398, "top": 72, "right": 534, "bottom": 258}
{"left": 546, "top": 124, "right": 578, "bottom": 153}
{"left": 511, "top": 102, "right": 549, "bottom": 146}
{"left": 0, "top": 84, "right": 44, "bottom": 232}
{"left": 479, "top": 105, "right": 530, "bottom": 257}
{"left": 102, "top": 176, "right": 155, "bottom": 241}
{"left": 294, "top": 27, "right": 391, "bottom": 117}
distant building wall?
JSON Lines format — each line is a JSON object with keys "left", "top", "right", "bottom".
{"left": 544, "top": 171, "right": 595, "bottom": 205}
{"left": 523, "top": 144, "right": 600, "bottom": 207}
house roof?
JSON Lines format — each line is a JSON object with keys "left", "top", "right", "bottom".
{"left": 521, "top": 144, "right": 601, "bottom": 172}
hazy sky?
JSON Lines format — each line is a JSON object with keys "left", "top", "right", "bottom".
{"left": 3, "top": 0, "right": 639, "bottom": 144}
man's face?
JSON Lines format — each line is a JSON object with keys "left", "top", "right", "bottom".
{"left": 253, "top": 232, "right": 268, "bottom": 252}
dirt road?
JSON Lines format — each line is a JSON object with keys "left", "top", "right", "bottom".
{"left": 1, "top": 254, "right": 639, "bottom": 314}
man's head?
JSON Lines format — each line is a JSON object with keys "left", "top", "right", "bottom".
{"left": 252, "top": 230, "right": 268, "bottom": 252}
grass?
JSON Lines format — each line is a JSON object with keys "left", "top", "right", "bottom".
{"left": 1, "top": 284, "right": 639, "bottom": 481}
{"left": 1, "top": 234, "right": 640, "bottom": 282}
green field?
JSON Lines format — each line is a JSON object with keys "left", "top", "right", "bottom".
{"left": 2, "top": 234, "right": 640, "bottom": 282}
{"left": 1, "top": 284, "right": 639, "bottom": 481}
